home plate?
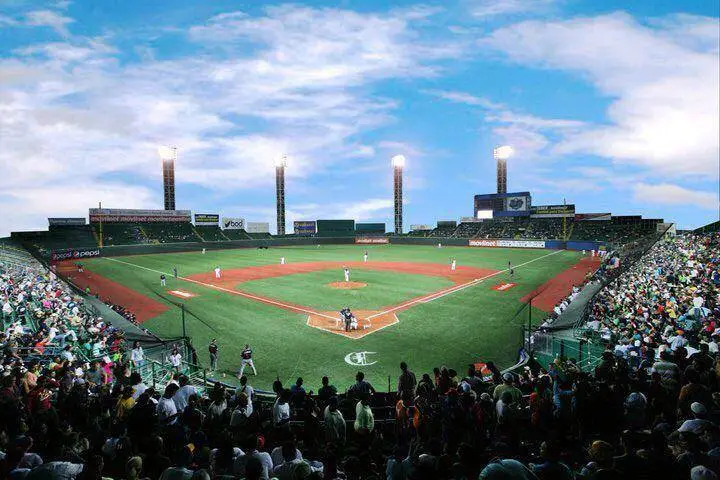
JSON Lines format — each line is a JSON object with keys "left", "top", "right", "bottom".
{"left": 491, "top": 282, "right": 517, "bottom": 292}
{"left": 167, "top": 290, "right": 197, "bottom": 299}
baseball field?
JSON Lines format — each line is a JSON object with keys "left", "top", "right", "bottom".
{"left": 58, "top": 244, "right": 597, "bottom": 391}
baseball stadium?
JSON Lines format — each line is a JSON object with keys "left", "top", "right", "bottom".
{"left": 4, "top": 148, "right": 671, "bottom": 391}
{"left": 1, "top": 2, "right": 718, "bottom": 478}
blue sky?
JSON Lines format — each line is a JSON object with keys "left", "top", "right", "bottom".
{"left": 0, "top": 0, "right": 718, "bottom": 236}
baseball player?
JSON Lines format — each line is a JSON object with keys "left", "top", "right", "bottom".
{"left": 202, "top": 248, "right": 206, "bottom": 254}
{"left": 173, "top": 266, "right": 178, "bottom": 278}
{"left": 280, "top": 257, "right": 286, "bottom": 265}
{"left": 160, "top": 274, "right": 166, "bottom": 287}
{"left": 451, "top": 258, "right": 457, "bottom": 271}
{"left": 214, "top": 265, "right": 221, "bottom": 279}
{"left": 363, "top": 251, "right": 368, "bottom": 263}
{"left": 238, "top": 344, "right": 257, "bottom": 377}
{"left": 344, "top": 266, "right": 350, "bottom": 282}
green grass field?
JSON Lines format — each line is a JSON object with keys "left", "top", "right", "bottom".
{"left": 82, "top": 244, "right": 582, "bottom": 391}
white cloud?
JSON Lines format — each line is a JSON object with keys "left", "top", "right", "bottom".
{"left": 633, "top": 183, "right": 718, "bottom": 210}
{"left": 24, "top": 10, "right": 74, "bottom": 37}
{"left": 423, "top": 89, "right": 503, "bottom": 109}
{"left": 483, "top": 12, "right": 720, "bottom": 177}
{"left": 0, "top": 14, "right": 19, "bottom": 27}
{"left": 426, "top": 89, "right": 585, "bottom": 159}
{"left": 0, "top": 5, "right": 458, "bottom": 235}
{"left": 468, "top": 0, "right": 560, "bottom": 19}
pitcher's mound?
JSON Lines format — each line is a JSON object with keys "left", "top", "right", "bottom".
{"left": 327, "top": 281, "right": 367, "bottom": 289}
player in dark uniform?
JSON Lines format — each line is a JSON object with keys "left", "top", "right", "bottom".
{"left": 238, "top": 344, "right": 256, "bottom": 376}
{"left": 208, "top": 339, "right": 218, "bottom": 371}
{"left": 173, "top": 266, "right": 178, "bottom": 278}
{"left": 341, "top": 307, "right": 355, "bottom": 332}
{"left": 160, "top": 274, "right": 166, "bottom": 286}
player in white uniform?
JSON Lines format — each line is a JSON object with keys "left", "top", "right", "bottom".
{"left": 202, "top": 248, "right": 206, "bottom": 254}
{"left": 280, "top": 257, "right": 286, "bottom": 265}
{"left": 238, "top": 344, "right": 257, "bottom": 377}
{"left": 363, "top": 251, "right": 368, "bottom": 263}
{"left": 214, "top": 266, "right": 221, "bottom": 279}
{"left": 344, "top": 267, "right": 350, "bottom": 282}
{"left": 451, "top": 258, "right": 456, "bottom": 271}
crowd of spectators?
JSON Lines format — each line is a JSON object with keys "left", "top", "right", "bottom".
{"left": 0, "top": 232, "right": 717, "bottom": 480}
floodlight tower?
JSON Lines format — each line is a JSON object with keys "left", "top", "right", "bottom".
{"left": 158, "top": 146, "right": 177, "bottom": 210}
{"left": 275, "top": 155, "right": 287, "bottom": 235}
{"left": 493, "top": 145, "right": 513, "bottom": 194}
{"left": 392, "top": 155, "right": 405, "bottom": 235}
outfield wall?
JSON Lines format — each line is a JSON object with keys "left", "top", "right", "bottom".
{"left": 47, "top": 235, "right": 604, "bottom": 260}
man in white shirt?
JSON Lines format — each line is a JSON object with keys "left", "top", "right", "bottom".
{"left": 130, "top": 341, "right": 145, "bottom": 370}
{"left": 172, "top": 375, "right": 198, "bottom": 412}
{"left": 130, "top": 372, "right": 148, "bottom": 400}
{"left": 157, "top": 384, "right": 180, "bottom": 425}
{"left": 272, "top": 443, "right": 308, "bottom": 480}
{"left": 60, "top": 345, "right": 75, "bottom": 362}
{"left": 234, "top": 435, "right": 273, "bottom": 479}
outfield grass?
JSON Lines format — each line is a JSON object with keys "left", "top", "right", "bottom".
{"left": 237, "top": 269, "right": 454, "bottom": 311}
{"left": 83, "top": 245, "right": 582, "bottom": 391}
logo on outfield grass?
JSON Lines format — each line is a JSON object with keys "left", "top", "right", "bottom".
{"left": 491, "top": 282, "right": 517, "bottom": 292}
{"left": 344, "top": 351, "right": 377, "bottom": 366}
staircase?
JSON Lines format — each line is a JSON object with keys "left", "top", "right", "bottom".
{"left": 191, "top": 225, "right": 205, "bottom": 242}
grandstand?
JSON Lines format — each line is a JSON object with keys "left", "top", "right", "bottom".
{"left": 193, "top": 225, "right": 229, "bottom": 242}
{"left": 1, "top": 224, "right": 717, "bottom": 480}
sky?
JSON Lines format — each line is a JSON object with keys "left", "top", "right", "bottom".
{"left": 0, "top": 0, "right": 718, "bottom": 236}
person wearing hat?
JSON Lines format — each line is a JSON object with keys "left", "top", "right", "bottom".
{"left": 691, "top": 465, "right": 718, "bottom": 480}
{"left": 492, "top": 372, "right": 522, "bottom": 404}
{"left": 678, "top": 403, "right": 714, "bottom": 435}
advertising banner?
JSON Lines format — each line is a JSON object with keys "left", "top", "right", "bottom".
{"left": 460, "top": 217, "right": 483, "bottom": 223}
{"left": 355, "top": 237, "right": 389, "bottom": 244}
{"left": 194, "top": 214, "right": 219, "bottom": 226}
{"left": 498, "top": 239, "right": 545, "bottom": 248}
{"left": 89, "top": 209, "right": 191, "bottom": 223}
{"left": 246, "top": 222, "right": 270, "bottom": 233}
{"left": 530, "top": 204, "right": 575, "bottom": 218}
{"left": 51, "top": 248, "right": 101, "bottom": 262}
{"left": 469, "top": 239, "right": 545, "bottom": 248}
{"left": 469, "top": 239, "right": 498, "bottom": 247}
{"left": 575, "top": 213, "right": 611, "bottom": 221}
{"left": 222, "top": 217, "right": 245, "bottom": 230}
{"left": 410, "top": 224, "right": 432, "bottom": 231}
{"left": 294, "top": 221, "right": 317, "bottom": 235}
{"left": 48, "top": 218, "right": 86, "bottom": 226}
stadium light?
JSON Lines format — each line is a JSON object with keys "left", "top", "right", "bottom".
{"left": 493, "top": 145, "right": 513, "bottom": 160}
{"left": 157, "top": 146, "right": 177, "bottom": 210}
{"left": 158, "top": 145, "right": 177, "bottom": 161}
{"left": 274, "top": 155, "right": 287, "bottom": 168}
{"left": 391, "top": 154, "right": 406, "bottom": 168}
{"left": 275, "top": 155, "right": 287, "bottom": 235}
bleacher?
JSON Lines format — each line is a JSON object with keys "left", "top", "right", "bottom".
{"left": 571, "top": 217, "right": 660, "bottom": 245}
{"left": 12, "top": 225, "right": 98, "bottom": 253}
{"left": 194, "top": 225, "right": 228, "bottom": 242}
{"left": 246, "top": 232, "right": 272, "bottom": 239}
{"left": 222, "top": 229, "right": 252, "bottom": 240}
{"left": 97, "top": 223, "right": 148, "bottom": 246}
{"left": 140, "top": 222, "right": 198, "bottom": 243}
